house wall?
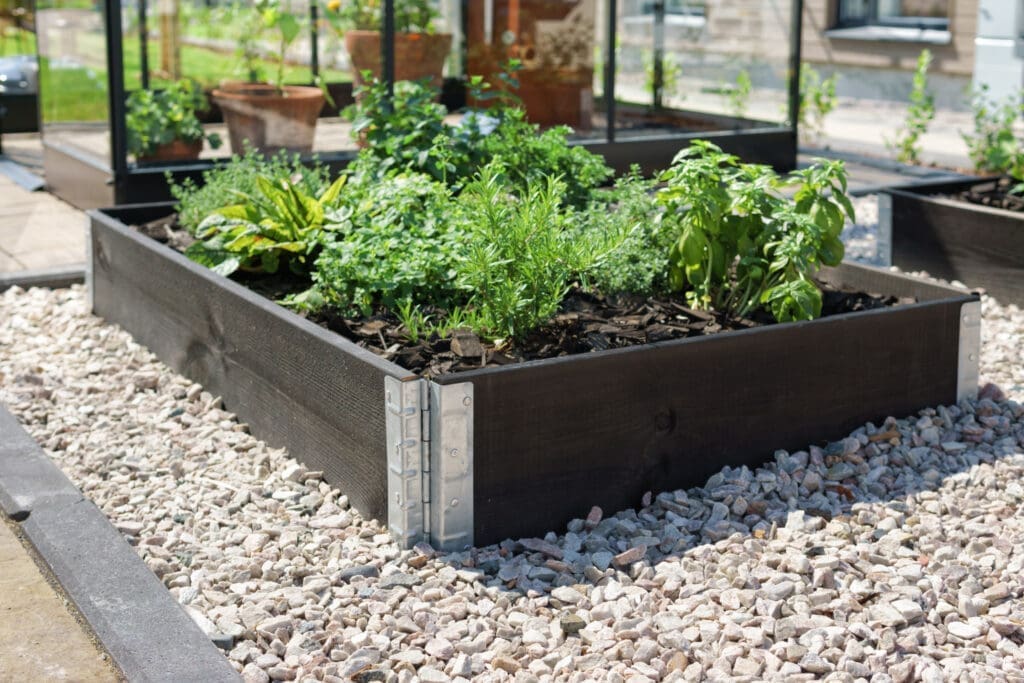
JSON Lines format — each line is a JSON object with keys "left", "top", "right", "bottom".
{"left": 800, "top": 0, "right": 978, "bottom": 107}
{"left": 801, "top": 0, "right": 978, "bottom": 76}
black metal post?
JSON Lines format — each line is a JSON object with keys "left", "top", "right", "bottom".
{"left": 383, "top": 0, "right": 395, "bottom": 100}
{"left": 106, "top": 0, "right": 129, "bottom": 179}
{"left": 139, "top": 0, "right": 149, "bottom": 90}
{"left": 605, "top": 0, "right": 617, "bottom": 143}
{"left": 310, "top": 0, "right": 319, "bottom": 80}
{"left": 788, "top": 0, "right": 803, "bottom": 135}
{"left": 653, "top": 0, "right": 665, "bottom": 109}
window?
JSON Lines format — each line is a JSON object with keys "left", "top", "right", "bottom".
{"left": 837, "top": 0, "right": 949, "bottom": 30}
{"left": 640, "top": 1, "right": 707, "bottom": 17}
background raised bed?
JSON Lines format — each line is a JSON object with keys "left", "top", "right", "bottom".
{"left": 880, "top": 178, "right": 1024, "bottom": 307}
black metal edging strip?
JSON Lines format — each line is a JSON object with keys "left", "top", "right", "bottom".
{"left": 383, "top": 0, "right": 395, "bottom": 100}
{"left": 139, "top": 0, "right": 149, "bottom": 91}
{"left": 104, "top": 0, "right": 128, "bottom": 181}
{"left": 0, "top": 406, "right": 241, "bottom": 683}
{"left": 605, "top": 0, "right": 617, "bottom": 144}
{"left": 789, "top": 0, "right": 803, "bottom": 138}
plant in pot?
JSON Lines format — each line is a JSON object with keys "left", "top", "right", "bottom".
{"left": 211, "top": 0, "right": 326, "bottom": 156}
{"left": 126, "top": 79, "right": 222, "bottom": 163}
{"left": 325, "top": 0, "right": 452, "bottom": 91}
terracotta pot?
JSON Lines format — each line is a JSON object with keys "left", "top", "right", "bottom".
{"left": 137, "top": 138, "right": 204, "bottom": 163}
{"left": 345, "top": 31, "right": 452, "bottom": 91}
{"left": 210, "top": 83, "right": 325, "bottom": 155}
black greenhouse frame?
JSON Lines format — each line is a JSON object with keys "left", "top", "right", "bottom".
{"left": 39, "top": 0, "right": 803, "bottom": 208}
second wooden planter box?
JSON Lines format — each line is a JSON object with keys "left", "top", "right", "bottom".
{"left": 880, "top": 178, "right": 1024, "bottom": 307}
{"left": 89, "top": 205, "right": 981, "bottom": 549}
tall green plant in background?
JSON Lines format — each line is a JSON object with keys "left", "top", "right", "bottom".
{"left": 728, "top": 69, "right": 752, "bottom": 118}
{"left": 797, "top": 64, "right": 838, "bottom": 144}
{"left": 888, "top": 49, "right": 935, "bottom": 164}
{"left": 962, "top": 86, "right": 1024, "bottom": 181}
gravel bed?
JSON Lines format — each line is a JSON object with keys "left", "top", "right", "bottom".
{"left": 2, "top": 286, "right": 1024, "bottom": 683}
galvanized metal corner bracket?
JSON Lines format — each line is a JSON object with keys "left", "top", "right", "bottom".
{"left": 385, "top": 376, "right": 473, "bottom": 551}
{"left": 85, "top": 221, "right": 95, "bottom": 311}
{"left": 876, "top": 193, "right": 893, "bottom": 267}
{"left": 956, "top": 300, "right": 982, "bottom": 402}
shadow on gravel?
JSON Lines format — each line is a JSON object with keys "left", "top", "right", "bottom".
{"left": 422, "top": 381, "right": 1024, "bottom": 627}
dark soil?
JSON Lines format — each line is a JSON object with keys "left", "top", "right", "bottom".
{"left": 952, "top": 177, "right": 1024, "bottom": 213}
{"left": 135, "top": 215, "right": 914, "bottom": 378}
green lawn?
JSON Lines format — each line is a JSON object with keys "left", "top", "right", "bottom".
{"left": 38, "top": 30, "right": 350, "bottom": 124}
{"left": 0, "top": 25, "right": 34, "bottom": 56}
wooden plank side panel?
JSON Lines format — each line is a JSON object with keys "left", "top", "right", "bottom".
{"left": 469, "top": 300, "right": 964, "bottom": 545}
{"left": 820, "top": 262, "right": 975, "bottom": 303}
{"left": 891, "top": 190, "right": 1024, "bottom": 307}
{"left": 90, "top": 212, "right": 409, "bottom": 521}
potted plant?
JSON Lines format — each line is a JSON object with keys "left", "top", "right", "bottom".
{"left": 211, "top": 0, "right": 325, "bottom": 155}
{"left": 325, "top": 0, "right": 452, "bottom": 91}
{"left": 465, "top": 0, "right": 595, "bottom": 129}
{"left": 126, "top": 79, "right": 222, "bottom": 163}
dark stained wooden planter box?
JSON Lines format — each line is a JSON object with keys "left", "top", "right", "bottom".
{"left": 880, "top": 178, "right": 1024, "bottom": 307}
{"left": 89, "top": 205, "right": 981, "bottom": 548}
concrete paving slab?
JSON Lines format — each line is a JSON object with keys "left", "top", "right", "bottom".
{"left": 0, "top": 173, "right": 86, "bottom": 278}
{"left": 0, "top": 516, "right": 121, "bottom": 682}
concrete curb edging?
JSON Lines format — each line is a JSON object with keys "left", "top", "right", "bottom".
{"left": 0, "top": 265, "right": 86, "bottom": 293}
{"left": 0, "top": 406, "right": 241, "bottom": 683}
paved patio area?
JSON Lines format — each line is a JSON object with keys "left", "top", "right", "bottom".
{"left": 0, "top": 517, "right": 119, "bottom": 681}
{"left": 0, "top": 170, "right": 85, "bottom": 276}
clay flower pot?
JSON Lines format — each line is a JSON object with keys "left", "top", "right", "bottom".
{"left": 345, "top": 30, "right": 452, "bottom": 90}
{"left": 210, "top": 83, "right": 325, "bottom": 155}
{"left": 137, "top": 138, "right": 204, "bottom": 163}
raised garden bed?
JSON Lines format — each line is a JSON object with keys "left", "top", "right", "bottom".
{"left": 89, "top": 203, "right": 981, "bottom": 549}
{"left": 880, "top": 177, "right": 1024, "bottom": 307}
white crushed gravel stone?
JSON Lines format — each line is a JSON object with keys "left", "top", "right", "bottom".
{"left": 3, "top": 285, "right": 1024, "bottom": 683}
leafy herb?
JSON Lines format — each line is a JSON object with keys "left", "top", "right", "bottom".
{"left": 346, "top": 74, "right": 611, "bottom": 207}
{"left": 657, "top": 140, "right": 853, "bottom": 322}
{"left": 185, "top": 175, "right": 346, "bottom": 277}
{"left": 308, "top": 172, "right": 463, "bottom": 316}
{"left": 580, "top": 168, "right": 670, "bottom": 296}
{"left": 125, "top": 79, "right": 221, "bottom": 158}
{"left": 169, "top": 148, "right": 329, "bottom": 234}
{"left": 452, "top": 163, "right": 622, "bottom": 341}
